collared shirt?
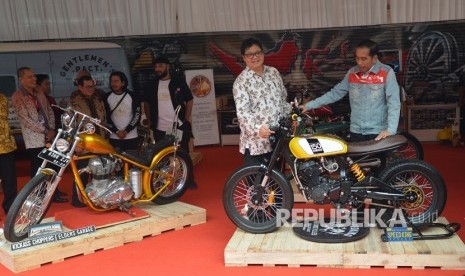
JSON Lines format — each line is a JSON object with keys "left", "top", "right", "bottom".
{"left": 233, "top": 65, "right": 291, "bottom": 155}
{"left": 11, "top": 88, "right": 55, "bottom": 149}
{"left": 305, "top": 60, "right": 400, "bottom": 135}
{"left": 0, "top": 94, "right": 17, "bottom": 154}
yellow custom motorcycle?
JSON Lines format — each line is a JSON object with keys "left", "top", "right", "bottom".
{"left": 223, "top": 106, "right": 447, "bottom": 234}
{"left": 4, "top": 105, "right": 193, "bottom": 242}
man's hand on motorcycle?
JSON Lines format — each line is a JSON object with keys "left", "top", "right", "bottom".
{"left": 45, "top": 129, "right": 56, "bottom": 142}
{"left": 259, "top": 124, "right": 274, "bottom": 139}
{"left": 299, "top": 104, "right": 308, "bottom": 113}
{"left": 375, "top": 130, "right": 391, "bottom": 141}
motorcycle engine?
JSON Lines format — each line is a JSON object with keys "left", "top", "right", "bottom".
{"left": 297, "top": 159, "right": 342, "bottom": 204}
{"left": 85, "top": 157, "right": 134, "bottom": 209}
{"left": 88, "top": 156, "right": 116, "bottom": 177}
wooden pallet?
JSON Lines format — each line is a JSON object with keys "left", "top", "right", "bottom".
{"left": 224, "top": 217, "right": 465, "bottom": 269}
{"left": 0, "top": 202, "right": 206, "bottom": 273}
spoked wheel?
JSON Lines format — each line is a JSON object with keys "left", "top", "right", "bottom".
{"left": 388, "top": 132, "right": 424, "bottom": 163}
{"left": 377, "top": 160, "right": 446, "bottom": 226}
{"left": 4, "top": 171, "right": 56, "bottom": 242}
{"left": 223, "top": 166, "right": 293, "bottom": 234}
{"left": 405, "top": 31, "right": 459, "bottom": 92}
{"left": 150, "top": 150, "right": 193, "bottom": 205}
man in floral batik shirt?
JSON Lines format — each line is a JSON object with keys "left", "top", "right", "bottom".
{"left": 233, "top": 38, "right": 291, "bottom": 165}
{"left": 12, "top": 67, "right": 55, "bottom": 178}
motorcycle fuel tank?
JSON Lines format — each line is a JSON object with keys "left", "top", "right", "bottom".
{"left": 79, "top": 133, "right": 115, "bottom": 154}
{"left": 289, "top": 135, "right": 347, "bottom": 159}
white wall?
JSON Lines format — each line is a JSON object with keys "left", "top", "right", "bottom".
{"left": 0, "top": 0, "right": 464, "bottom": 42}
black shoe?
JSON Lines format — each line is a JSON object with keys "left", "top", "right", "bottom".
{"left": 71, "top": 201, "right": 86, "bottom": 208}
{"left": 188, "top": 181, "right": 198, "bottom": 190}
{"left": 52, "top": 195, "right": 69, "bottom": 203}
{"left": 56, "top": 189, "right": 68, "bottom": 197}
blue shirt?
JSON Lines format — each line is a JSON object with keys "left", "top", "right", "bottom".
{"left": 305, "top": 60, "right": 400, "bottom": 135}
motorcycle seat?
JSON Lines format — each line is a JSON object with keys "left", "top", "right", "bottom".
{"left": 346, "top": 134, "right": 407, "bottom": 156}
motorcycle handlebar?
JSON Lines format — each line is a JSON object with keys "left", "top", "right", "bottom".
{"left": 52, "top": 104, "right": 113, "bottom": 135}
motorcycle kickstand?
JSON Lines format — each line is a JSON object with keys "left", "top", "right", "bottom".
{"left": 118, "top": 202, "right": 136, "bottom": 217}
{"left": 380, "top": 202, "right": 461, "bottom": 242}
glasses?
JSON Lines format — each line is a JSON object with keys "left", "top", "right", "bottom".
{"left": 244, "top": 50, "right": 263, "bottom": 59}
{"left": 84, "top": 85, "right": 96, "bottom": 90}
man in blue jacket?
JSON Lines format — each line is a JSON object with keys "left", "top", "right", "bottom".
{"left": 303, "top": 39, "right": 400, "bottom": 142}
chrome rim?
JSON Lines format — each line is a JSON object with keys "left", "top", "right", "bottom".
{"left": 14, "top": 181, "right": 52, "bottom": 237}
{"left": 151, "top": 154, "right": 187, "bottom": 197}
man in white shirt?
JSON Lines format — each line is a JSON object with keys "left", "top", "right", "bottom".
{"left": 104, "top": 71, "right": 141, "bottom": 151}
{"left": 142, "top": 55, "right": 193, "bottom": 152}
{"left": 142, "top": 55, "right": 196, "bottom": 189}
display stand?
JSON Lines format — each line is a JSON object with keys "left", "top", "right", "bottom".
{"left": 224, "top": 217, "right": 465, "bottom": 269}
{"left": 0, "top": 202, "right": 206, "bottom": 273}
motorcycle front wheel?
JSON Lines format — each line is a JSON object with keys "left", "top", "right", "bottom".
{"left": 4, "top": 171, "right": 56, "bottom": 242}
{"left": 223, "top": 166, "right": 293, "bottom": 234}
{"left": 150, "top": 149, "right": 193, "bottom": 205}
{"left": 377, "top": 160, "right": 446, "bottom": 226}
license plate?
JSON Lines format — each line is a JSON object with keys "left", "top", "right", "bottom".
{"left": 38, "top": 148, "right": 70, "bottom": 168}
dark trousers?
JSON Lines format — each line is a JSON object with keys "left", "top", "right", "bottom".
{"left": 243, "top": 149, "right": 273, "bottom": 166}
{"left": 72, "top": 159, "right": 89, "bottom": 204}
{"left": 154, "top": 128, "right": 190, "bottom": 152}
{"left": 27, "top": 147, "right": 65, "bottom": 200}
{"left": 26, "top": 147, "right": 44, "bottom": 178}
{"left": 348, "top": 132, "right": 378, "bottom": 142}
{"left": 0, "top": 151, "right": 17, "bottom": 214}
{"left": 110, "top": 137, "right": 140, "bottom": 152}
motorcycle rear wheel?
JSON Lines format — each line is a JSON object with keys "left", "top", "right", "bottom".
{"left": 4, "top": 171, "right": 55, "bottom": 242}
{"left": 150, "top": 149, "right": 193, "bottom": 205}
{"left": 376, "top": 160, "right": 446, "bottom": 226}
{"left": 223, "top": 166, "right": 293, "bottom": 234}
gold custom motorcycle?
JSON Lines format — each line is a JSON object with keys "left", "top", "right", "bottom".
{"left": 4, "top": 105, "right": 193, "bottom": 242}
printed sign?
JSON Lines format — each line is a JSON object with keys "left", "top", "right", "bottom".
{"left": 11, "top": 225, "right": 96, "bottom": 251}
{"left": 384, "top": 227, "right": 414, "bottom": 242}
{"left": 185, "top": 69, "right": 220, "bottom": 146}
{"left": 28, "top": 221, "right": 63, "bottom": 238}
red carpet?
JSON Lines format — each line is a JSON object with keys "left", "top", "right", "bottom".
{"left": 0, "top": 143, "right": 464, "bottom": 276}
{"left": 55, "top": 206, "right": 149, "bottom": 230}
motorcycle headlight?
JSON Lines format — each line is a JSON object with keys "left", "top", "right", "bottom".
{"left": 84, "top": 123, "right": 96, "bottom": 134}
{"left": 61, "top": 113, "right": 72, "bottom": 127}
{"left": 56, "top": 138, "right": 70, "bottom": 152}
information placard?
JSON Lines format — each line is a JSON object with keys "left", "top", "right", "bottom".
{"left": 185, "top": 69, "right": 220, "bottom": 146}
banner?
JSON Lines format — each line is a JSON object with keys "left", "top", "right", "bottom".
{"left": 185, "top": 69, "right": 220, "bottom": 146}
